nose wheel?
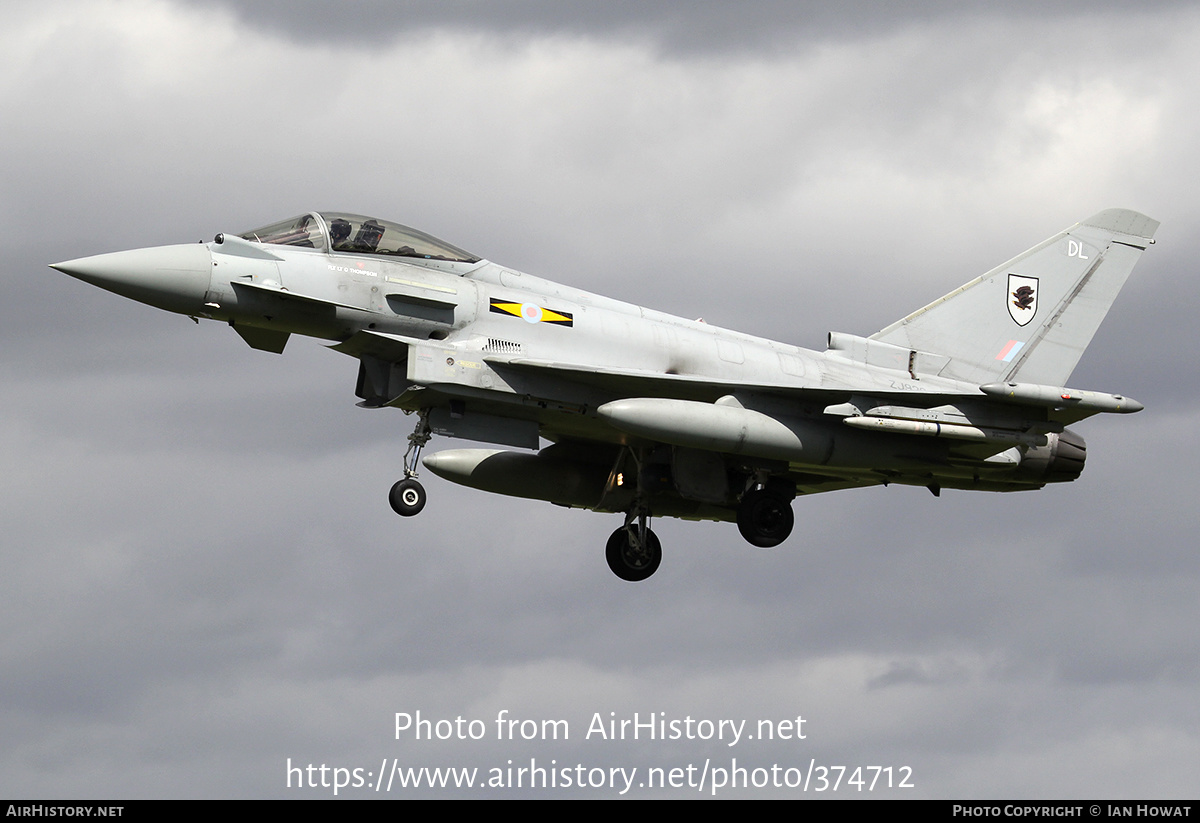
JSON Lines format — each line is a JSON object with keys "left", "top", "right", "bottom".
{"left": 390, "top": 410, "right": 431, "bottom": 517}
{"left": 389, "top": 478, "right": 427, "bottom": 516}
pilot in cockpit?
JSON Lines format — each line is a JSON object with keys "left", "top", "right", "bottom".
{"left": 329, "top": 217, "right": 352, "bottom": 251}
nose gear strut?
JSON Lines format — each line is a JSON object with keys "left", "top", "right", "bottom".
{"left": 390, "top": 410, "right": 431, "bottom": 517}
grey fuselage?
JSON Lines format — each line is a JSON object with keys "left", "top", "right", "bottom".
{"left": 53, "top": 210, "right": 1152, "bottom": 525}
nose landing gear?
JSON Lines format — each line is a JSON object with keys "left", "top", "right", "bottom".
{"left": 389, "top": 478, "right": 427, "bottom": 516}
{"left": 389, "top": 410, "right": 431, "bottom": 517}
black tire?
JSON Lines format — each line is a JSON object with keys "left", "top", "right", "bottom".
{"left": 605, "top": 526, "right": 662, "bottom": 581}
{"left": 389, "top": 479, "right": 427, "bottom": 517}
{"left": 736, "top": 489, "right": 794, "bottom": 548}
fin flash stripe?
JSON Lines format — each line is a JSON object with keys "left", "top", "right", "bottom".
{"left": 490, "top": 298, "right": 574, "bottom": 326}
{"left": 995, "top": 340, "right": 1025, "bottom": 362}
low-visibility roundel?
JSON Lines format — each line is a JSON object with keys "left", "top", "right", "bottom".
{"left": 520, "top": 303, "right": 543, "bottom": 323}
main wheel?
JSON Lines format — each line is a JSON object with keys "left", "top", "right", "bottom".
{"left": 605, "top": 526, "right": 662, "bottom": 581}
{"left": 389, "top": 478, "right": 427, "bottom": 517}
{"left": 736, "top": 489, "right": 794, "bottom": 548}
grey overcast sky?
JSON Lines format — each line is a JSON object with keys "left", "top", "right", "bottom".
{"left": 2, "top": 0, "right": 1197, "bottom": 798}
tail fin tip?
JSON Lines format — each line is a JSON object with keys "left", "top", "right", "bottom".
{"left": 1082, "top": 208, "right": 1159, "bottom": 244}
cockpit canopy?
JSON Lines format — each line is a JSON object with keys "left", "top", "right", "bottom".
{"left": 239, "top": 212, "right": 481, "bottom": 264}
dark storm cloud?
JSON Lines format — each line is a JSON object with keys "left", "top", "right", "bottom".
{"left": 185, "top": 0, "right": 919, "bottom": 50}
{"left": 189, "top": 0, "right": 1187, "bottom": 54}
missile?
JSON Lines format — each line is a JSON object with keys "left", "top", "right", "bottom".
{"left": 841, "top": 415, "right": 1047, "bottom": 446}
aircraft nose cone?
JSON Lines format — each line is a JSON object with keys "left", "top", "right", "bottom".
{"left": 51, "top": 243, "right": 212, "bottom": 314}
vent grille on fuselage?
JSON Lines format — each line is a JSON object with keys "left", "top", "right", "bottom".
{"left": 484, "top": 338, "right": 523, "bottom": 354}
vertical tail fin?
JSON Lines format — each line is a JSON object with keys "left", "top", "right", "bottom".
{"left": 870, "top": 209, "right": 1158, "bottom": 386}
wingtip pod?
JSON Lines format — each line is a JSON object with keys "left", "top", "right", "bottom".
{"left": 980, "top": 382, "right": 1144, "bottom": 414}
{"left": 1081, "top": 209, "right": 1159, "bottom": 245}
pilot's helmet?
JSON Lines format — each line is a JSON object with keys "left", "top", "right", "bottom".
{"left": 329, "top": 218, "right": 351, "bottom": 247}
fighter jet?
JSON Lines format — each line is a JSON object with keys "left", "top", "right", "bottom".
{"left": 51, "top": 209, "right": 1157, "bottom": 580}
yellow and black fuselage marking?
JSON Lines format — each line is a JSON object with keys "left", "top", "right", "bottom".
{"left": 489, "top": 298, "right": 573, "bottom": 327}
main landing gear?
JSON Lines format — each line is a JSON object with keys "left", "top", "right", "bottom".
{"left": 604, "top": 485, "right": 795, "bottom": 581}
{"left": 736, "top": 486, "right": 795, "bottom": 548}
{"left": 606, "top": 510, "right": 662, "bottom": 582}
{"left": 390, "top": 411, "right": 431, "bottom": 517}
{"left": 604, "top": 447, "right": 663, "bottom": 582}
